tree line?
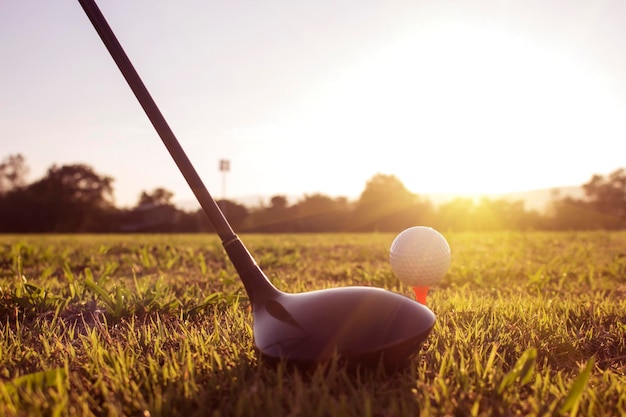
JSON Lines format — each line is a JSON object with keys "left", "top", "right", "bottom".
{"left": 1, "top": 154, "right": 625, "bottom": 233}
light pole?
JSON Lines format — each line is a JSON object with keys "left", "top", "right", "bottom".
{"left": 219, "top": 159, "right": 230, "bottom": 218}
{"left": 219, "top": 159, "right": 230, "bottom": 200}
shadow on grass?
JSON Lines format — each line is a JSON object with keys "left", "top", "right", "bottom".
{"left": 149, "top": 354, "right": 427, "bottom": 417}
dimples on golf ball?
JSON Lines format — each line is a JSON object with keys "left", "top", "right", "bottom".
{"left": 389, "top": 226, "right": 451, "bottom": 286}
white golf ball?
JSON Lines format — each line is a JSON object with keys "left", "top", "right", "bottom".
{"left": 389, "top": 226, "right": 451, "bottom": 286}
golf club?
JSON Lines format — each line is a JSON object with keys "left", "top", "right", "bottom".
{"left": 77, "top": 0, "right": 436, "bottom": 370}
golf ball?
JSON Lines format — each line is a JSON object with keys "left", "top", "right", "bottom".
{"left": 389, "top": 226, "right": 451, "bottom": 286}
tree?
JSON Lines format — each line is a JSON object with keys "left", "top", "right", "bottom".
{"left": 23, "top": 164, "right": 115, "bottom": 232}
{"left": 473, "top": 198, "right": 530, "bottom": 231}
{"left": 217, "top": 199, "right": 249, "bottom": 231}
{"left": 0, "top": 154, "right": 29, "bottom": 194}
{"left": 246, "top": 195, "right": 294, "bottom": 232}
{"left": 120, "top": 187, "right": 180, "bottom": 232}
{"left": 270, "top": 195, "right": 289, "bottom": 211}
{"left": 435, "top": 197, "right": 475, "bottom": 232}
{"left": 546, "top": 197, "right": 625, "bottom": 230}
{"left": 137, "top": 187, "right": 174, "bottom": 207}
{"left": 583, "top": 168, "right": 626, "bottom": 220}
{"left": 38, "top": 163, "right": 113, "bottom": 206}
{"left": 352, "top": 174, "right": 432, "bottom": 231}
{"left": 291, "top": 193, "right": 351, "bottom": 232}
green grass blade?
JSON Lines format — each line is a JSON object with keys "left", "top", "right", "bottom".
{"left": 84, "top": 269, "right": 115, "bottom": 309}
{"left": 1, "top": 368, "right": 67, "bottom": 396}
{"left": 559, "top": 357, "right": 595, "bottom": 415}
{"left": 498, "top": 347, "right": 537, "bottom": 394}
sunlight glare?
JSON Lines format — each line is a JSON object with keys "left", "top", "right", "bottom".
{"left": 280, "top": 21, "right": 624, "bottom": 196}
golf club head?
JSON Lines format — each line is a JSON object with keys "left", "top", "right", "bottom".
{"left": 224, "top": 238, "right": 436, "bottom": 370}
{"left": 224, "top": 233, "right": 436, "bottom": 370}
{"left": 253, "top": 286, "right": 436, "bottom": 370}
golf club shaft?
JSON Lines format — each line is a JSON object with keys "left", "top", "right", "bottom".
{"left": 78, "top": 0, "right": 278, "bottom": 301}
{"left": 78, "top": 0, "right": 233, "bottom": 240}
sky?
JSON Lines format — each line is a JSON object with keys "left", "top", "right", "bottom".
{"left": 2, "top": 0, "right": 626, "bottom": 208}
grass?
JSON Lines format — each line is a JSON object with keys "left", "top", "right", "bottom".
{"left": 0, "top": 232, "right": 625, "bottom": 416}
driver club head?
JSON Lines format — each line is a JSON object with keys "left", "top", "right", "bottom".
{"left": 225, "top": 239, "right": 436, "bottom": 370}
{"left": 254, "top": 286, "right": 436, "bottom": 370}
